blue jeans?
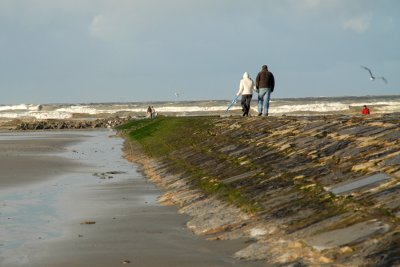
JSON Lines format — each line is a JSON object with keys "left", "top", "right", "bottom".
{"left": 257, "top": 88, "right": 272, "bottom": 116}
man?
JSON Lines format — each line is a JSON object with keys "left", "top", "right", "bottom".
{"left": 236, "top": 72, "right": 255, "bottom": 117}
{"left": 256, "top": 65, "right": 275, "bottom": 116}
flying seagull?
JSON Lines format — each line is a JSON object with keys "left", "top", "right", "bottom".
{"left": 361, "top": 66, "right": 387, "bottom": 84}
{"left": 174, "top": 92, "right": 183, "bottom": 101}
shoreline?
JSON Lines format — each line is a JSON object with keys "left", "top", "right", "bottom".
{"left": 0, "top": 130, "right": 263, "bottom": 267}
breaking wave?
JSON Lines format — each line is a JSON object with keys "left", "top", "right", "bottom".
{"left": 1, "top": 95, "right": 399, "bottom": 120}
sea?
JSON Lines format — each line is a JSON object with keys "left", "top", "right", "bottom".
{"left": 0, "top": 95, "right": 399, "bottom": 121}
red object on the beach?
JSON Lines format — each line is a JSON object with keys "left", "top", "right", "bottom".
{"left": 362, "top": 106, "right": 370, "bottom": 115}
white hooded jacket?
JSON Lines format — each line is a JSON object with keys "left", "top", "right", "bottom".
{"left": 236, "top": 72, "right": 255, "bottom": 96}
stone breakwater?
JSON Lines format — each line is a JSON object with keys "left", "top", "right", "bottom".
{"left": 123, "top": 114, "right": 400, "bottom": 267}
{"left": 1, "top": 116, "right": 131, "bottom": 130}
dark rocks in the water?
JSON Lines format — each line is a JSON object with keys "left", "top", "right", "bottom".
{"left": 15, "top": 117, "right": 131, "bottom": 130}
{"left": 80, "top": 221, "right": 96, "bottom": 225}
{"left": 93, "top": 171, "right": 127, "bottom": 179}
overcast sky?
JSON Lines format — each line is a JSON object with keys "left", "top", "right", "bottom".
{"left": 0, "top": 0, "right": 399, "bottom": 104}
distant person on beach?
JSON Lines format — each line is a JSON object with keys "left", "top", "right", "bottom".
{"left": 147, "top": 106, "right": 152, "bottom": 118}
{"left": 256, "top": 65, "right": 275, "bottom": 116}
{"left": 362, "top": 105, "right": 370, "bottom": 115}
{"left": 151, "top": 106, "right": 156, "bottom": 118}
{"left": 236, "top": 72, "right": 255, "bottom": 117}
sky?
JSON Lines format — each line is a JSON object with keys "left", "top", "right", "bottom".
{"left": 0, "top": 0, "right": 399, "bottom": 104}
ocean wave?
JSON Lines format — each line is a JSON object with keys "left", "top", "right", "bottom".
{"left": 1, "top": 96, "right": 399, "bottom": 120}
{"left": 374, "top": 105, "right": 400, "bottom": 112}
{"left": 0, "top": 104, "right": 29, "bottom": 111}
{"left": 155, "top": 106, "right": 229, "bottom": 112}
{"left": 30, "top": 111, "right": 72, "bottom": 119}
{"left": 0, "top": 104, "right": 39, "bottom": 112}
{"left": 55, "top": 106, "right": 99, "bottom": 115}
{"left": 270, "top": 103, "right": 350, "bottom": 113}
{"left": 349, "top": 101, "right": 400, "bottom": 107}
{"left": 0, "top": 111, "right": 72, "bottom": 120}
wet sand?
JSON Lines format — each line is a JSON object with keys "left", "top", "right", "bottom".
{"left": 0, "top": 131, "right": 263, "bottom": 267}
{"left": 0, "top": 132, "right": 85, "bottom": 187}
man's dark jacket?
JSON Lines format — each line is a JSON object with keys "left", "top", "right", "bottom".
{"left": 256, "top": 69, "right": 275, "bottom": 92}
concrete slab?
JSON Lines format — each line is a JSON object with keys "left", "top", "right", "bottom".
{"left": 223, "top": 170, "right": 261, "bottom": 184}
{"left": 305, "top": 220, "right": 390, "bottom": 251}
{"left": 325, "top": 173, "right": 392, "bottom": 195}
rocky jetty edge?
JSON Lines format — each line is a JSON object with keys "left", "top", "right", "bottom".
{"left": 118, "top": 114, "right": 400, "bottom": 267}
{"left": 5, "top": 114, "right": 399, "bottom": 266}
{"left": 0, "top": 116, "right": 131, "bottom": 130}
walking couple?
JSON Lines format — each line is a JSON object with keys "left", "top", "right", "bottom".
{"left": 236, "top": 65, "right": 275, "bottom": 117}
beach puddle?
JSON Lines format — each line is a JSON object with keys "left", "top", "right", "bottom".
{"left": 0, "top": 183, "right": 65, "bottom": 266}
{"left": 0, "top": 130, "right": 141, "bottom": 264}
{"left": 325, "top": 172, "right": 392, "bottom": 195}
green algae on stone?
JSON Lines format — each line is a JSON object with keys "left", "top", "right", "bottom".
{"left": 118, "top": 115, "right": 400, "bottom": 266}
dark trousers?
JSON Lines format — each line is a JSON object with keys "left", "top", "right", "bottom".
{"left": 241, "top": 94, "right": 252, "bottom": 116}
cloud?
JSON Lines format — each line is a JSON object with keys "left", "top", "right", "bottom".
{"left": 285, "top": 0, "right": 341, "bottom": 10}
{"left": 89, "top": 14, "right": 105, "bottom": 35}
{"left": 88, "top": 12, "right": 136, "bottom": 41}
{"left": 343, "top": 14, "right": 371, "bottom": 33}
{"left": 304, "top": 0, "right": 323, "bottom": 8}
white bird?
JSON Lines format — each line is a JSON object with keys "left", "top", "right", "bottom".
{"left": 361, "top": 66, "right": 387, "bottom": 84}
{"left": 174, "top": 92, "right": 184, "bottom": 102}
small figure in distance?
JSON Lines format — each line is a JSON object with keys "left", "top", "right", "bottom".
{"left": 256, "top": 65, "right": 275, "bottom": 116}
{"left": 146, "top": 106, "right": 152, "bottom": 118}
{"left": 236, "top": 72, "right": 256, "bottom": 117}
{"left": 361, "top": 105, "right": 370, "bottom": 115}
{"left": 151, "top": 106, "right": 156, "bottom": 118}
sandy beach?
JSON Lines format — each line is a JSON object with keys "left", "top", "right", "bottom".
{"left": 0, "top": 130, "right": 262, "bottom": 267}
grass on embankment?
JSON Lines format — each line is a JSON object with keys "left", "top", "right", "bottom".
{"left": 116, "top": 116, "right": 204, "bottom": 157}
{"left": 116, "top": 116, "right": 259, "bottom": 213}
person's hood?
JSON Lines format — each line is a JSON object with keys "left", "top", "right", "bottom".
{"left": 243, "top": 72, "right": 250, "bottom": 79}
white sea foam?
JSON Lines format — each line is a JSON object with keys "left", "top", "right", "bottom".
{"left": 0, "top": 113, "right": 21, "bottom": 118}
{"left": 349, "top": 101, "right": 400, "bottom": 107}
{"left": 0, "top": 111, "right": 72, "bottom": 119}
{"left": 374, "top": 105, "right": 400, "bottom": 112}
{"left": 269, "top": 103, "right": 350, "bottom": 114}
{"left": 1, "top": 97, "right": 399, "bottom": 120}
{"left": 0, "top": 104, "right": 41, "bottom": 112}
{"left": 56, "top": 105, "right": 234, "bottom": 114}
{"left": 348, "top": 101, "right": 400, "bottom": 113}
{"left": 56, "top": 106, "right": 149, "bottom": 114}
{"left": 0, "top": 104, "right": 29, "bottom": 112}
{"left": 30, "top": 111, "right": 72, "bottom": 120}
{"left": 28, "top": 105, "right": 41, "bottom": 111}
{"left": 55, "top": 106, "right": 99, "bottom": 115}
{"left": 155, "top": 106, "right": 229, "bottom": 112}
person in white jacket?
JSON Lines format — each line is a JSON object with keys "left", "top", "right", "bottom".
{"left": 236, "top": 72, "right": 255, "bottom": 116}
